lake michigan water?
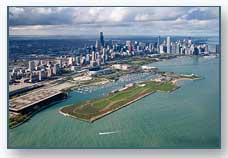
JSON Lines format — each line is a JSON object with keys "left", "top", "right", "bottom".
{"left": 9, "top": 56, "right": 220, "bottom": 148}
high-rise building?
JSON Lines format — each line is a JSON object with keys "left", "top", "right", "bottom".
{"left": 100, "top": 32, "right": 105, "bottom": 47}
{"left": 53, "top": 64, "right": 60, "bottom": 75}
{"left": 29, "top": 61, "right": 35, "bottom": 72}
{"left": 47, "top": 68, "right": 52, "bottom": 77}
{"left": 159, "top": 45, "right": 164, "bottom": 54}
{"left": 46, "top": 60, "right": 50, "bottom": 66}
{"left": 180, "top": 47, "right": 184, "bottom": 55}
{"left": 126, "top": 41, "right": 132, "bottom": 52}
{"left": 190, "top": 44, "right": 195, "bottom": 55}
{"left": 75, "top": 56, "right": 80, "bottom": 66}
{"left": 157, "top": 36, "right": 160, "bottom": 53}
{"left": 171, "top": 42, "right": 176, "bottom": 54}
{"left": 167, "top": 36, "right": 171, "bottom": 54}
{"left": 90, "top": 51, "right": 97, "bottom": 67}
{"left": 102, "top": 48, "right": 106, "bottom": 64}
{"left": 149, "top": 43, "right": 153, "bottom": 52}
{"left": 57, "top": 59, "right": 62, "bottom": 68}
{"left": 176, "top": 44, "right": 180, "bottom": 54}
{"left": 95, "top": 40, "right": 99, "bottom": 49}
{"left": 68, "top": 57, "right": 74, "bottom": 66}
{"left": 204, "top": 45, "right": 208, "bottom": 54}
{"left": 80, "top": 56, "right": 85, "bottom": 65}
{"left": 38, "top": 70, "right": 47, "bottom": 81}
{"left": 96, "top": 58, "right": 101, "bottom": 66}
{"left": 136, "top": 45, "right": 140, "bottom": 52}
{"left": 188, "top": 39, "right": 192, "bottom": 46}
{"left": 86, "top": 54, "right": 90, "bottom": 63}
{"left": 91, "top": 51, "right": 96, "bottom": 61}
{"left": 40, "top": 60, "right": 45, "bottom": 65}
{"left": 193, "top": 47, "right": 199, "bottom": 55}
{"left": 29, "top": 73, "right": 38, "bottom": 83}
{"left": 34, "top": 60, "right": 40, "bottom": 67}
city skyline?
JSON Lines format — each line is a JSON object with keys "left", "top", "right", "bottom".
{"left": 9, "top": 7, "right": 220, "bottom": 37}
{"left": 9, "top": 31, "right": 218, "bottom": 84}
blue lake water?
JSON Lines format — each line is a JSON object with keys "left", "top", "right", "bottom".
{"left": 9, "top": 56, "right": 220, "bottom": 148}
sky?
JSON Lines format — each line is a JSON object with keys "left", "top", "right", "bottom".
{"left": 9, "top": 7, "right": 220, "bottom": 37}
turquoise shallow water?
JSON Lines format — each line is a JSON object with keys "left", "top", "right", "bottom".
{"left": 9, "top": 56, "right": 220, "bottom": 148}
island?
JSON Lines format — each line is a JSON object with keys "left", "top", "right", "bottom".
{"left": 59, "top": 73, "right": 201, "bottom": 122}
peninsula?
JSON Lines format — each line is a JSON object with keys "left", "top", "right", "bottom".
{"left": 59, "top": 73, "right": 201, "bottom": 122}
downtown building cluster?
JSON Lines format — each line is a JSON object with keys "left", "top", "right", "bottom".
{"left": 157, "top": 36, "right": 216, "bottom": 55}
{"left": 9, "top": 32, "right": 219, "bottom": 84}
{"left": 10, "top": 59, "right": 62, "bottom": 83}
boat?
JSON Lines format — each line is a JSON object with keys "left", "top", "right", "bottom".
{"left": 98, "top": 131, "right": 119, "bottom": 135}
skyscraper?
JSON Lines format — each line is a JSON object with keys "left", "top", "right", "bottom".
{"left": 86, "top": 54, "right": 90, "bottom": 64}
{"left": 29, "top": 61, "right": 35, "bottom": 71}
{"left": 68, "top": 57, "right": 74, "bottom": 66}
{"left": 167, "top": 36, "right": 171, "bottom": 54}
{"left": 90, "top": 51, "right": 98, "bottom": 67}
{"left": 100, "top": 32, "right": 105, "bottom": 47}
{"left": 91, "top": 51, "right": 96, "bottom": 62}
{"left": 171, "top": 42, "right": 176, "bottom": 54}
{"left": 176, "top": 44, "right": 180, "bottom": 54}
{"left": 57, "top": 59, "right": 62, "bottom": 68}
{"left": 75, "top": 56, "right": 80, "bottom": 66}
{"left": 102, "top": 48, "right": 106, "bottom": 64}
{"left": 95, "top": 40, "right": 99, "bottom": 49}
{"left": 53, "top": 64, "right": 60, "bottom": 75}
{"left": 157, "top": 36, "right": 160, "bottom": 53}
{"left": 159, "top": 45, "right": 164, "bottom": 54}
{"left": 126, "top": 40, "right": 132, "bottom": 53}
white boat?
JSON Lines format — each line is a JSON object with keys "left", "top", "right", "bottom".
{"left": 99, "top": 131, "right": 120, "bottom": 135}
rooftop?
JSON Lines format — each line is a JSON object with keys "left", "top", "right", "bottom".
{"left": 9, "top": 82, "right": 35, "bottom": 92}
{"left": 9, "top": 88, "right": 62, "bottom": 111}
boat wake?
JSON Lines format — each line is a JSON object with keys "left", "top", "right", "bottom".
{"left": 98, "top": 131, "right": 120, "bottom": 135}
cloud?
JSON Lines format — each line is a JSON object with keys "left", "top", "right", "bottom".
{"left": 9, "top": 7, "right": 76, "bottom": 26}
{"left": 9, "top": 7, "right": 220, "bottom": 36}
{"left": 181, "top": 7, "right": 219, "bottom": 20}
{"left": 135, "top": 14, "right": 150, "bottom": 21}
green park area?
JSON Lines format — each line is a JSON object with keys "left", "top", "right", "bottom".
{"left": 60, "top": 80, "right": 177, "bottom": 122}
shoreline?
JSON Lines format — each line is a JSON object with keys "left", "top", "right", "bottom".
{"left": 59, "top": 91, "right": 156, "bottom": 123}
{"left": 59, "top": 75, "right": 201, "bottom": 123}
{"left": 10, "top": 99, "right": 67, "bottom": 129}
{"left": 59, "top": 82, "right": 178, "bottom": 123}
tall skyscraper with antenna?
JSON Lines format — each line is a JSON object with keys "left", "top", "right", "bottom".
{"left": 100, "top": 32, "right": 105, "bottom": 47}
